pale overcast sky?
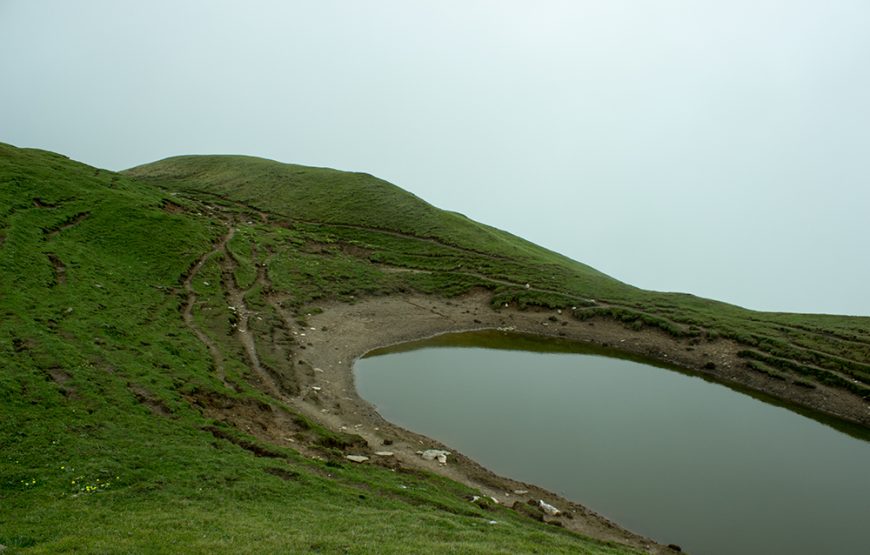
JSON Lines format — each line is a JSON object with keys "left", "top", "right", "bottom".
{"left": 2, "top": 1, "right": 868, "bottom": 315}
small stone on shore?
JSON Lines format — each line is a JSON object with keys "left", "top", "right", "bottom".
{"left": 346, "top": 455, "right": 369, "bottom": 463}
{"left": 418, "top": 449, "right": 450, "bottom": 464}
{"left": 538, "top": 500, "right": 561, "bottom": 516}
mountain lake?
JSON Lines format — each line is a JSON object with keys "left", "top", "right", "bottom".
{"left": 354, "top": 331, "right": 870, "bottom": 555}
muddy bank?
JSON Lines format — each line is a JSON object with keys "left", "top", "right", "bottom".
{"left": 279, "top": 290, "right": 868, "bottom": 553}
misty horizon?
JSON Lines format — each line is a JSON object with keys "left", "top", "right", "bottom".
{"left": 2, "top": 0, "right": 868, "bottom": 315}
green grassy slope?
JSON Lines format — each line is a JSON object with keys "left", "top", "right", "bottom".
{"left": 128, "top": 154, "right": 870, "bottom": 400}
{"left": 127, "top": 155, "right": 633, "bottom": 302}
{"left": 0, "top": 143, "right": 637, "bottom": 553}
{"left": 3, "top": 143, "right": 869, "bottom": 552}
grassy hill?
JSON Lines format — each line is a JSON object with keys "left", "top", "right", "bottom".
{"left": 128, "top": 154, "right": 870, "bottom": 401}
{"left": 2, "top": 142, "right": 869, "bottom": 552}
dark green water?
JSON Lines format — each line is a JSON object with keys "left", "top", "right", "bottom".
{"left": 354, "top": 331, "right": 870, "bottom": 555}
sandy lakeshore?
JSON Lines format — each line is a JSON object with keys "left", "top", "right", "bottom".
{"left": 268, "top": 290, "right": 869, "bottom": 553}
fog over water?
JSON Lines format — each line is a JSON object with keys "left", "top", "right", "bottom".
{"left": 2, "top": 1, "right": 868, "bottom": 315}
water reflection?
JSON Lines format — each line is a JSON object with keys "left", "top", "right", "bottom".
{"left": 356, "top": 331, "right": 870, "bottom": 555}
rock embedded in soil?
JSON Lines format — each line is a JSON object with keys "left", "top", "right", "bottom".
{"left": 539, "top": 499, "right": 562, "bottom": 516}
{"left": 419, "top": 449, "right": 450, "bottom": 464}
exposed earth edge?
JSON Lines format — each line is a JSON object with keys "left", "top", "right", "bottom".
{"left": 273, "top": 290, "right": 868, "bottom": 553}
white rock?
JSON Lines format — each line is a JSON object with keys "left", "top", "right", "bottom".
{"left": 538, "top": 500, "right": 561, "bottom": 516}
{"left": 419, "top": 449, "right": 451, "bottom": 464}
{"left": 374, "top": 451, "right": 394, "bottom": 457}
{"left": 346, "top": 455, "right": 369, "bottom": 463}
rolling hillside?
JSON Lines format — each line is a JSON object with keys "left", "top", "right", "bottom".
{"left": 128, "top": 153, "right": 870, "bottom": 406}
{"left": 2, "top": 142, "right": 868, "bottom": 552}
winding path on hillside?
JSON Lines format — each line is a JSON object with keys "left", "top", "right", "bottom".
{"left": 219, "top": 231, "right": 288, "bottom": 399}
{"left": 181, "top": 226, "right": 235, "bottom": 388}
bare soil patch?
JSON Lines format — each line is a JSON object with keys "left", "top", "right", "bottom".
{"left": 47, "top": 254, "right": 66, "bottom": 285}
{"left": 161, "top": 200, "right": 186, "bottom": 214}
{"left": 129, "top": 383, "right": 172, "bottom": 417}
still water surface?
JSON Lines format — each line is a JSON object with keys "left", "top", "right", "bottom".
{"left": 355, "top": 331, "right": 870, "bottom": 555}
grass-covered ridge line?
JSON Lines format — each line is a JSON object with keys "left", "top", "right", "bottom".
{"left": 3, "top": 142, "right": 869, "bottom": 552}
{"left": 128, "top": 153, "right": 870, "bottom": 400}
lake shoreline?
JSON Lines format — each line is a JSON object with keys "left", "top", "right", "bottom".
{"left": 280, "top": 290, "right": 868, "bottom": 553}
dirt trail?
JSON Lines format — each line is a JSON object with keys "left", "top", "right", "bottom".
{"left": 176, "top": 187, "right": 510, "bottom": 261}
{"left": 44, "top": 211, "right": 90, "bottom": 240}
{"left": 381, "top": 263, "right": 598, "bottom": 303}
{"left": 182, "top": 227, "right": 234, "bottom": 387}
{"left": 219, "top": 228, "right": 291, "bottom": 400}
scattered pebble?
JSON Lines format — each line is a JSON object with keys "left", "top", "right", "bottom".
{"left": 374, "top": 451, "right": 394, "bottom": 457}
{"left": 346, "top": 455, "right": 369, "bottom": 463}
